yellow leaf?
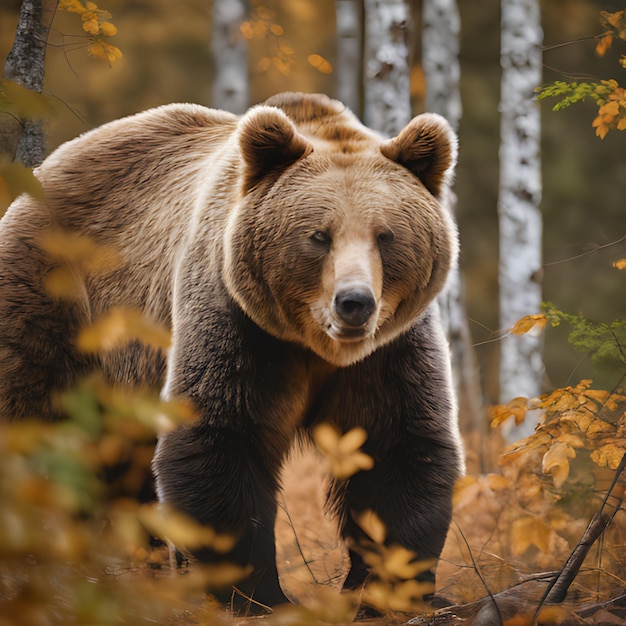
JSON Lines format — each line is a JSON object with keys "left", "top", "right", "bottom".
{"left": 257, "top": 57, "right": 272, "bottom": 72}
{"left": 337, "top": 426, "right": 367, "bottom": 453}
{"left": 240, "top": 21, "right": 254, "bottom": 39}
{"left": 600, "top": 101, "right": 620, "bottom": 117}
{"left": 489, "top": 396, "right": 528, "bottom": 428}
{"left": 591, "top": 443, "right": 626, "bottom": 470}
{"left": 353, "top": 509, "right": 387, "bottom": 544}
{"left": 82, "top": 16, "right": 100, "bottom": 35}
{"left": 44, "top": 266, "right": 84, "bottom": 299}
{"left": 0, "top": 161, "right": 45, "bottom": 217}
{"left": 58, "top": 0, "right": 86, "bottom": 14}
{"left": 100, "top": 21, "right": 118, "bottom": 36}
{"left": 308, "top": 53, "right": 333, "bottom": 74}
{"left": 510, "top": 313, "right": 548, "bottom": 335}
{"left": 613, "top": 258, "right": 626, "bottom": 270}
{"left": 77, "top": 307, "right": 171, "bottom": 353}
{"left": 363, "top": 579, "right": 433, "bottom": 613}
{"left": 103, "top": 43, "right": 122, "bottom": 64}
{"left": 39, "top": 230, "right": 121, "bottom": 274}
{"left": 595, "top": 33, "right": 613, "bottom": 57}
{"left": 0, "top": 78, "right": 54, "bottom": 119}
{"left": 605, "top": 10, "right": 624, "bottom": 29}
{"left": 542, "top": 442, "right": 576, "bottom": 488}
{"left": 511, "top": 515, "right": 551, "bottom": 555}
{"left": 88, "top": 41, "right": 107, "bottom": 60}
{"left": 312, "top": 424, "right": 374, "bottom": 480}
{"left": 593, "top": 118, "right": 610, "bottom": 139}
{"left": 138, "top": 503, "right": 235, "bottom": 552}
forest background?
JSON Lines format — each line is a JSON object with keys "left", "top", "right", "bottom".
{"left": 1, "top": 0, "right": 624, "bottom": 405}
{"left": 1, "top": 0, "right": 625, "bottom": 624}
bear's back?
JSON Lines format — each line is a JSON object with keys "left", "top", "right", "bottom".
{"left": 264, "top": 93, "right": 382, "bottom": 155}
{"left": 38, "top": 104, "right": 239, "bottom": 236}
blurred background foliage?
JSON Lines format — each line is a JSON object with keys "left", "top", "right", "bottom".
{"left": 2, "top": 0, "right": 624, "bottom": 402}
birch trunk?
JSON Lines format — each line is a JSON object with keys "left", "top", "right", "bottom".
{"left": 498, "top": 0, "right": 544, "bottom": 441}
{"left": 363, "top": 0, "right": 411, "bottom": 136}
{"left": 335, "top": 0, "right": 362, "bottom": 115}
{"left": 423, "top": 0, "right": 484, "bottom": 444}
{"left": 211, "top": 0, "right": 249, "bottom": 114}
{"left": 2, "top": 0, "right": 57, "bottom": 166}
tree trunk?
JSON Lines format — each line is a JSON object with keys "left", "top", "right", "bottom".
{"left": 498, "top": 0, "right": 543, "bottom": 441}
{"left": 362, "top": 0, "right": 411, "bottom": 136}
{"left": 335, "top": 0, "right": 362, "bottom": 115}
{"left": 422, "top": 0, "right": 461, "bottom": 128}
{"left": 2, "top": 0, "right": 57, "bottom": 167}
{"left": 423, "top": 0, "right": 486, "bottom": 463}
{"left": 211, "top": 0, "right": 249, "bottom": 114}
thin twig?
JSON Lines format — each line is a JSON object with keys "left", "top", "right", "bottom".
{"left": 451, "top": 521, "right": 503, "bottom": 625}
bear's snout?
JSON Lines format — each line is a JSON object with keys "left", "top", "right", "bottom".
{"left": 333, "top": 287, "right": 377, "bottom": 328}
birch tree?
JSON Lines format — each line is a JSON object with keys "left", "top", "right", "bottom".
{"left": 1, "top": 0, "right": 57, "bottom": 167}
{"left": 363, "top": 0, "right": 411, "bottom": 136}
{"left": 211, "top": 0, "right": 249, "bottom": 114}
{"left": 498, "top": 0, "right": 544, "bottom": 441}
{"left": 335, "top": 0, "right": 362, "bottom": 115}
{"left": 423, "top": 0, "right": 484, "bottom": 439}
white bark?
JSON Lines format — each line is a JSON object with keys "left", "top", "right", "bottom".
{"left": 498, "top": 0, "right": 544, "bottom": 440}
{"left": 423, "top": 0, "right": 484, "bottom": 438}
{"left": 363, "top": 0, "right": 412, "bottom": 136}
{"left": 211, "top": 0, "right": 248, "bottom": 114}
{"left": 335, "top": 0, "right": 362, "bottom": 115}
{"left": 422, "top": 0, "right": 461, "bottom": 129}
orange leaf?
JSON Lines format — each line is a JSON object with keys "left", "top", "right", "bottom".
{"left": 542, "top": 442, "right": 576, "bottom": 488}
{"left": 591, "top": 443, "right": 626, "bottom": 470}
{"left": 77, "top": 307, "right": 171, "bottom": 353}
{"left": 510, "top": 314, "right": 547, "bottom": 335}
{"left": 595, "top": 33, "right": 613, "bottom": 57}
{"left": 613, "top": 258, "right": 626, "bottom": 270}
{"left": 511, "top": 515, "right": 552, "bottom": 555}
{"left": 489, "top": 397, "right": 528, "bottom": 428}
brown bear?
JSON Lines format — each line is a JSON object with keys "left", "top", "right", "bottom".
{"left": 0, "top": 92, "right": 464, "bottom": 609}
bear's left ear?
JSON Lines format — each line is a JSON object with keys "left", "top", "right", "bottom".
{"left": 238, "top": 106, "right": 313, "bottom": 191}
{"left": 380, "top": 113, "right": 457, "bottom": 199}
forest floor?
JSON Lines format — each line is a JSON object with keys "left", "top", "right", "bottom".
{"left": 140, "top": 445, "right": 625, "bottom": 625}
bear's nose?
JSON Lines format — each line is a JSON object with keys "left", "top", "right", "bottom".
{"left": 334, "top": 288, "right": 377, "bottom": 327}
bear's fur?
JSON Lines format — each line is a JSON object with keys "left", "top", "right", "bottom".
{"left": 0, "top": 93, "right": 464, "bottom": 608}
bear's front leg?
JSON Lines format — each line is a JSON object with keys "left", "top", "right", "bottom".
{"left": 153, "top": 422, "right": 290, "bottom": 611}
{"left": 337, "top": 438, "right": 457, "bottom": 595}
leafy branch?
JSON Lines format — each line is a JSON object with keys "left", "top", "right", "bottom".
{"left": 537, "top": 11, "right": 626, "bottom": 138}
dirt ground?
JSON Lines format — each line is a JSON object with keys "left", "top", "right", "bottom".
{"left": 276, "top": 445, "right": 349, "bottom": 603}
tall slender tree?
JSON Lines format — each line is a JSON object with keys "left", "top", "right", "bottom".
{"left": 335, "top": 0, "right": 362, "bottom": 115}
{"left": 211, "top": 0, "right": 249, "bottom": 114}
{"left": 362, "top": 0, "right": 411, "bottom": 136}
{"left": 423, "top": 0, "right": 485, "bottom": 445}
{"left": 498, "top": 0, "right": 543, "bottom": 440}
{"left": 1, "top": 0, "right": 57, "bottom": 166}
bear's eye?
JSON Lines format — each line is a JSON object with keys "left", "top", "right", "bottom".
{"left": 311, "top": 230, "right": 331, "bottom": 246}
{"left": 377, "top": 230, "right": 395, "bottom": 246}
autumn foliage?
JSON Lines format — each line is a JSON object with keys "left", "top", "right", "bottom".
{"left": 538, "top": 10, "right": 626, "bottom": 138}
{"left": 58, "top": 0, "right": 122, "bottom": 65}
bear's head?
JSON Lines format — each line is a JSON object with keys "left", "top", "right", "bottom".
{"left": 223, "top": 94, "right": 458, "bottom": 367}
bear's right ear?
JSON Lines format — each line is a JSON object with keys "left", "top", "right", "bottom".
{"left": 238, "top": 107, "right": 313, "bottom": 191}
{"left": 380, "top": 113, "right": 457, "bottom": 199}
